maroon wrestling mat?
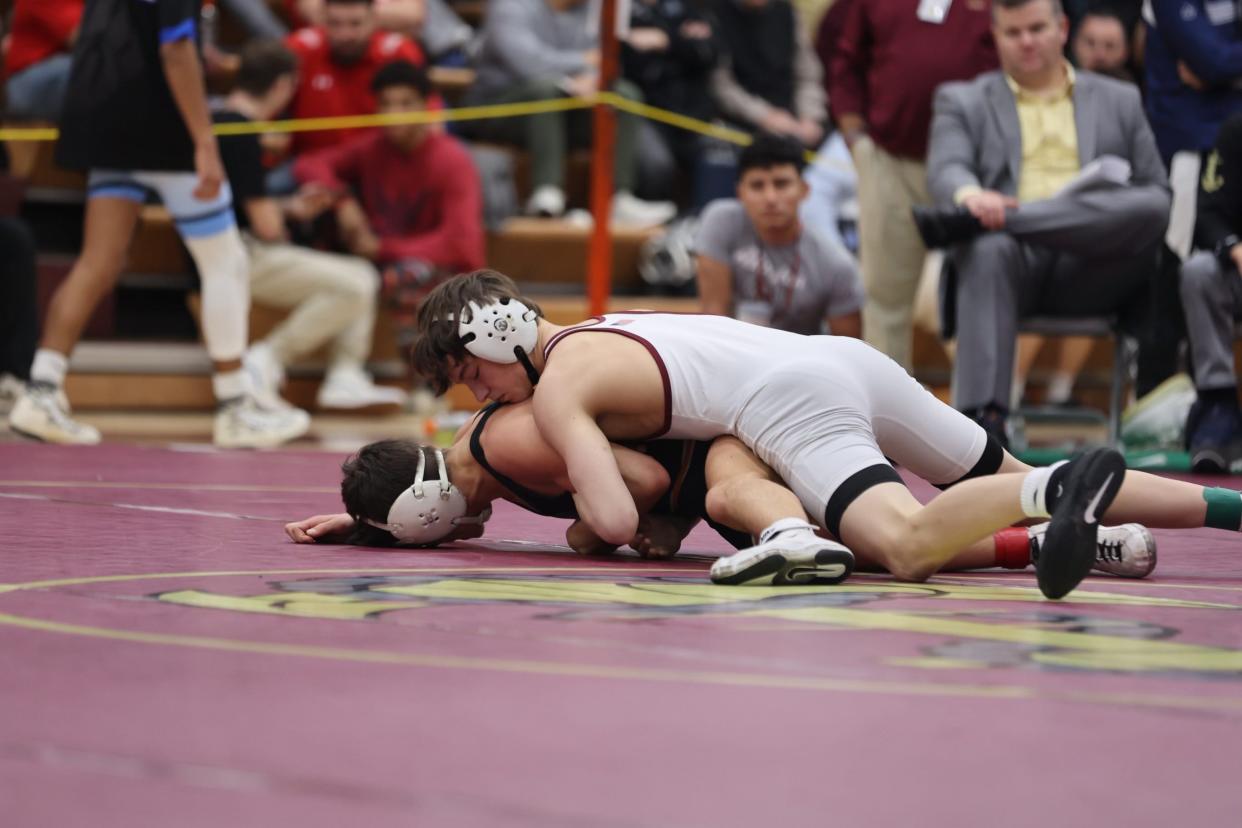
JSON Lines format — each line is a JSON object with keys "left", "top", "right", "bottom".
{"left": 2, "top": 443, "right": 1241, "bottom": 826}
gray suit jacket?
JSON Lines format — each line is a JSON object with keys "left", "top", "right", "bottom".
{"left": 927, "top": 70, "right": 1169, "bottom": 206}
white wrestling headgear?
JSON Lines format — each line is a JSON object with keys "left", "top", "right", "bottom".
{"left": 362, "top": 448, "right": 491, "bottom": 546}
{"left": 448, "top": 297, "right": 541, "bottom": 384}
{"left": 455, "top": 297, "right": 539, "bottom": 362}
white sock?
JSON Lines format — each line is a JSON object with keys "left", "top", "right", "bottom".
{"left": 758, "top": 518, "right": 819, "bottom": 545}
{"left": 1047, "top": 372, "right": 1075, "bottom": 404}
{"left": 213, "top": 369, "right": 247, "bottom": 402}
{"left": 1019, "top": 460, "right": 1068, "bottom": 519}
{"left": 30, "top": 349, "right": 69, "bottom": 388}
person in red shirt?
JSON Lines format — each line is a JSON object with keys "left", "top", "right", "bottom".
{"left": 294, "top": 59, "right": 484, "bottom": 346}
{"left": 283, "top": 0, "right": 425, "bottom": 156}
{"left": 4, "top": 0, "right": 84, "bottom": 122}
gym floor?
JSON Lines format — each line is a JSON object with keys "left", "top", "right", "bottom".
{"left": 1, "top": 437, "right": 1240, "bottom": 826}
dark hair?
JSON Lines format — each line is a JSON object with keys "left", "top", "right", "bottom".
{"left": 340, "top": 439, "right": 438, "bottom": 547}
{"left": 993, "top": 0, "right": 1064, "bottom": 15}
{"left": 738, "top": 133, "right": 806, "bottom": 180}
{"left": 371, "top": 59, "right": 432, "bottom": 99}
{"left": 411, "top": 270, "right": 543, "bottom": 394}
{"left": 325, "top": 0, "right": 374, "bottom": 6}
{"left": 235, "top": 39, "right": 298, "bottom": 97}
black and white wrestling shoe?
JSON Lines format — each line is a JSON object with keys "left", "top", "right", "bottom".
{"left": 1030, "top": 522, "right": 1157, "bottom": 579}
{"left": 1033, "top": 447, "right": 1127, "bottom": 599}
{"left": 709, "top": 519, "right": 855, "bottom": 586}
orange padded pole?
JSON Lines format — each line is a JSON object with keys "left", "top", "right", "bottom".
{"left": 587, "top": 0, "right": 620, "bottom": 316}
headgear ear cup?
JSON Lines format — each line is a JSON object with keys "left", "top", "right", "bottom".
{"left": 458, "top": 298, "right": 539, "bottom": 363}
{"left": 362, "top": 448, "right": 491, "bottom": 545}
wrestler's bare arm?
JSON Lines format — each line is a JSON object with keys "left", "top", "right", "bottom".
{"left": 532, "top": 361, "right": 644, "bottom": 546}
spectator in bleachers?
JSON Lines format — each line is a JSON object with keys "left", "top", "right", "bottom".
{"left": 3, "top": 0, "right": 83, "bottom": 122}
{"left": 1071, "top": 7, "right": 1133, "bottom": 81}
{"left": 216, "top": 40, "right": 406, "bottom": 412}
{"left": 1178, "top": 113, "right": 1242, "bottom": 472}
{"left": 288, "top": 0, "right": 475, "bottom": 65}
{"left": 1143, "top": 0, "right": 1242, "bottom": 166}
{"left": 1008, "top": 6, "right": 1136, "bottom": 414}
{"left": 695, "top": 134, "right": 863, "bottom": 336}
{"left": 457, "top": 0, "right": 676, "bottom": 226}
{"left": 920, "top": 0, "right": 1171, "bottom": 446}
{"left": 830, "top": 0, "right": 997, "bottom": 371}
{"left": 8, "top": 0, "right": 308, "bottom": 448}
{"left": 709, "top": 0, "right": 825, "bottom": 149}
{"left": 284, "top": 0, "right": 427, "bottom": 157}
{"left": 294, "top": 59, "right": 484, "bottom": 346}
{"left": 620, "top": 0, "right": 723, "bottom": 208}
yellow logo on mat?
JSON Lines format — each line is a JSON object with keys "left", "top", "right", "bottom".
{"left": 155, "top": 576, "right": 1242, "bottom": 677}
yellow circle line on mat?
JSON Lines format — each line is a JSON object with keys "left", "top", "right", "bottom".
{"left": 1, "top": 568, "right": 1240, "bottom": 713}
{"left": 0, "top": 567, "right": 700, "bottom": 594}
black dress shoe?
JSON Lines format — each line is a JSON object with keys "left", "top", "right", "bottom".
{"left": 911, "top": 205, "right": 986, "bottom": 249}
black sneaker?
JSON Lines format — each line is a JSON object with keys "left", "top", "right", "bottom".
{"left": 1035, "top": 447, "right": 1127, "bottom": 599}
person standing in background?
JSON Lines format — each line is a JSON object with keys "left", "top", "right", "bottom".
{"left": 830, "top": 0, "right": 997, "bottom": 370}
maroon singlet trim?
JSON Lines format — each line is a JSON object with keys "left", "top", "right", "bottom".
{"left": 542, "top": 315, "right": 673, "bottom": 439}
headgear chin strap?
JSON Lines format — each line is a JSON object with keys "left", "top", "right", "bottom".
{"left": 453, "top": 297, "right": 541, "bottom": 386}
{"left": 362, "top": 448, "right": 491, "bottom": 546}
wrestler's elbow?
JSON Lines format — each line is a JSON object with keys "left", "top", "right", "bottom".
{"left": 592, "top": 504, "right": 640, "bottom": 547}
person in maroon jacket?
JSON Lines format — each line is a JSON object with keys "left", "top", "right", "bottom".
{"left": 829, "top": 0, "right": 997, "bottom": 371}
{"left": 294, "top": 59, "right": 484, "bottom": 346}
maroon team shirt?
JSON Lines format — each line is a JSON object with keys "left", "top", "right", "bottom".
{"left": 829, "top": 0, "right": 998, "bottom": 160}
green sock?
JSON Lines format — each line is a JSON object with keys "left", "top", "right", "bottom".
{"left": 1203, "top": 487, "right": 1242, "bottom": 531}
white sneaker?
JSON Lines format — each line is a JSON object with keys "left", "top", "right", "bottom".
{"left": 213, "top": 395, "right": 310, "bottom": 449}
{"left": 526, "top": 185, "right": 566, "bottom": 218}
{"left": 316, "top": 366, "right": 406, "bottom": 411}
{"left": 1029, "top": 521, "right": 1157, "bottom": 579}
{"left": 610, "top": 191, "right": 676, "bottom": 229}
{"left": 8, "top": 384, "right": 101, "bottom": 444}
{"left": 242, "top": 342, "right": 291, "bottom": 412}
{"left": 710, "top": 522, "right": 855, "bottom": 586}
{"left": 0, "top": 373, "right": 23, "bottom": 415}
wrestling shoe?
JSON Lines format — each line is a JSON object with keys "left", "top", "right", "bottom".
{"left": 1034, "top": 447, "right": 1127, "bottom": 599}
{"left": 1030, "top": 522, "right": 1156, "bottom": 579}
{"left": 213, "top": 395, "right": 310, "bottom": 449}
{"left": 710, "top": 520, "right": 854, "bottom": 586}
{"left": 8, "top": 383, "right": 100, "bottom": 444}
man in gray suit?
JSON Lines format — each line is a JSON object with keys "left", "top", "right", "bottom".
{"left": 917, "top": 0, "right": 1172, "bottom": 443}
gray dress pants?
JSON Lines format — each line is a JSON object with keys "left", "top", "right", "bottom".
{"left": 950, "top": 182, "right": 1170, "bottom": 412}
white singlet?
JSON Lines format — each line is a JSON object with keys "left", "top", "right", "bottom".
{"left": 543, "top": 312, "right": 988, "bottom": 528}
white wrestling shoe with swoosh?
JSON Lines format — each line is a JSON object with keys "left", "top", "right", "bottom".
{"left": 1030, "top": 522, "right": 1157, "bottom": 579}
{"left": 710, "top": 520, "right": 855, "bottom": 586}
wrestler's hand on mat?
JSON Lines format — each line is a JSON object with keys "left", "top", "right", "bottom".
{"left": 285, "top": 513, "right": 355, "bottom": 543}
{"left": 566, "top": 519, "right": 619, "bottom": 556}
{"left": 631, "top": 514, "right": 691, "bottom": 559}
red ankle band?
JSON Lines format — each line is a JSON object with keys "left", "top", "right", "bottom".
{"left": 993, "top": 528, "right": 1031, "bottom": 569}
